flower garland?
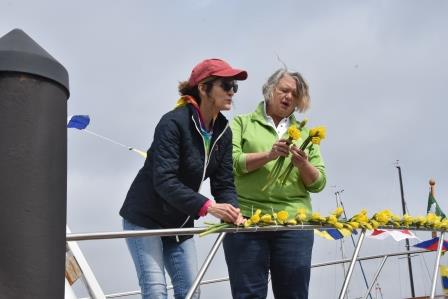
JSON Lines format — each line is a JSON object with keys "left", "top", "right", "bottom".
{"left": 199, "top": 208, "right": 448, "bottom": 237}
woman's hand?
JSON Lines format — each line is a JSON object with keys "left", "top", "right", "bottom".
{"left": 290, "top": 145, "right": 308, "bottom": 169}
{"left": 267, "top": 139, "right": 290, "bottom": 160}
{"left": 208, "top": 203, "right": 243, "bottom": 225}
{"left": 290, "top": 145, "right": 320, "bottom": 186}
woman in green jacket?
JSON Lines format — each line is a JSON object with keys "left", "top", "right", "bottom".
{"left": 223, "top": 69, "right": 326, "bottom": 299}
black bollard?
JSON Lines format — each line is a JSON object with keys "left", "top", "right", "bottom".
{"left": 0, "top": 29, "right": 70, "bottom": 299}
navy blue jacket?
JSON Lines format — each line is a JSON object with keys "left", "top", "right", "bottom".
{"left": 120, "top": 104, "right": 238, "bottom": 239}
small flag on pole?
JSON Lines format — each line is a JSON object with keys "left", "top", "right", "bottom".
{"left": 314, "top": 228, "right": 353, "bottom": 240}
{"left": 367, "top": 229, "right": 418, "bottom": 242}
{"left": 67, "top": 114, "right": 147, "bottom": 158}
{"left": 427, "top": 191, "right": 446, "bottom": 219}
{"left": 413, "top": 237, "right": 448, "bottom": 251}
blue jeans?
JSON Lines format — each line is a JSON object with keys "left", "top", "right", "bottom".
{"left": 123, "top": 219, "right": 200, "bottom": 299}
{"left": 223, "top": 230, "right": 314, "bottom": 299}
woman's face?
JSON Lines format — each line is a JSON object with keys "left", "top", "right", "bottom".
{"left": 267, "top": 74, "right": 298, "bottom": 119}
{"left": 208, "top": 79, "right": 238, "bottom": 111}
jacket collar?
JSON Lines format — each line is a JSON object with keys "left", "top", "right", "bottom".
{"left": 187, "top": 104, "right": 228, "bottom": 134}
{"left": 251, "top": 101, "right": 298, "bottom": 126}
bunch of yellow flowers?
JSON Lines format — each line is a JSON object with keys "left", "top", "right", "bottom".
{"left": 262, "top": 124, "right": 302, "bottom": 191}
{"left": 199, "top": 208, "right": 448, "bottom": 238}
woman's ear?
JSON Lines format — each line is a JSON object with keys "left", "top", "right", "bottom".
{"left": 198, "top": 83, "right": 207, "bottom": 97}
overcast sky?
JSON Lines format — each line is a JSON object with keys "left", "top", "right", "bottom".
{"left": 2, "top": 0, "right": 448, "bottom": 298}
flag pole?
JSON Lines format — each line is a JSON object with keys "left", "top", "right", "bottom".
{"left": 395, "top": 161, "right": 416, "bottom": 298}
{"left": 430, "top": 179, "right": 437, "bottom": 239}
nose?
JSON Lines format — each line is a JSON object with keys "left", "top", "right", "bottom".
{"left": 284, "top": 91, "right": 293, "bottom": 100}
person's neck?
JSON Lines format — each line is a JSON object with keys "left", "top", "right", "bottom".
{"left": 266, "top": 105, "right": 282, "bottom": 127}
{"left": 199, "top": 100, "right": 218, "bottom": 131}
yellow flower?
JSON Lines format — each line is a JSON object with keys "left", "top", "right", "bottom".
{"left": 310, "top": 126, "right": 326, "bottom": 139}
{"left": 277, "top": 210, "right": 289, "bottom": 224}
{"left": 310, "top": 212, "right": 326, "bottom": 223}
{"left": 250, "top": 209, "right": 261, "bottom": 224}
{"left": 369, "top": 219, "right": 380, "bottom": 229}
{"left": 250, "top": 214, "right": 260, "bottom": 224}
{"left": 415, "top": 216, "right": 427, "bottom": 226}
{"left": 261, "top": 214, "right": 272, "bottom": 224}
{"left": 373, "top": 209, "right": 392, "bottom": 225}
{"left": 311, "top": 137, "right": 321, "bottom": 145}
{"left": 347, "top": 221, "right": 360, "bottom": 229}
{"left": 288, "top": 125, "right": 301, "bottom": 141}
{"left": 244, "top": 219, "right": 252, "bottom": 228}
{"left": 334, "top": 222, "right": 344, "bottom": 229}
{"left": 401, "top": 214, "right": 414, "bottom": 226}
{"left": 317, "top": 127, "right": 326, "bottom": 139}
{"left": 296, "top": 208, "right": 308, "bottom": 222}
{"left": 351, "top": 209, "right": 369, "bottom": 224}
{"left": 287, "top": 219, "right": 298, "bottom": 225}
{"left": 332, "top": 207, "right": 344, "bottom": 218}
{"left": 327, "top": 215, "right": 337, "bottom": 224}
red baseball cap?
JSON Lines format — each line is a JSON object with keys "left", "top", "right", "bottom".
{"left": 188, "top": 58, "right": 248, "bottom": 87}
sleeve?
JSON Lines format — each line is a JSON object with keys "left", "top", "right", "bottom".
{"left": 210, "top": 129, "right": 239, "bottom": 208}
{"left": 305, "top": 143, "right": 327, "bottom": 193}
{"left": 231, "top": 116, "right": 249, "bottom": 176}
{"left": 152, "top": 117, "right": 208, "bottom": 216}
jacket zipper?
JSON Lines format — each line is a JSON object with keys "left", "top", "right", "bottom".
{"left": 175, "top": 116, "right": 229, "bottom": 242}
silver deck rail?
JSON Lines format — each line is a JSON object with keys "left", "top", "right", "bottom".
{"left": 67, "top": 225, "right": 445, "bottom": 299}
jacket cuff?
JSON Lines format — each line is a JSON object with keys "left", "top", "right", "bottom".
{"left": 236, "top": 153, "right": 248, "bottom": 174}
{"left": 198, "top": 199, "right": 213, "bottom": 217}
{"left": 305, "top": 172, "right": 326, "bottom": 193}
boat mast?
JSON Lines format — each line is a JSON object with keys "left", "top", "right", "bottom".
{"left": 395, "top": 161, "right": 416, "bottom": 298}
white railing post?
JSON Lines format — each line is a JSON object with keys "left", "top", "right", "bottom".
{"left": 339, "top": 229, "right": 366, "bottom": 299}
{"left": 430, "top": 232, "right": 445, "bottom": 299}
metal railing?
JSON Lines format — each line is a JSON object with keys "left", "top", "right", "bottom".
{"left": 67, "top": 225, "right": 445, "bottom": 299}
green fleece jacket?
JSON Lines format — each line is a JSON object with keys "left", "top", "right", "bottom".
{"left": 231, "top": 102, "right": 326, "bottom": 218}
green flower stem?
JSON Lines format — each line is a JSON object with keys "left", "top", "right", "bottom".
{"left": 280, "top": 163, "right": 295, "bottom": 186}
{"left": 299, "top": 136, "right": 312, "bottom": 151}
{"left": 199, "top": 223, "right": 229, "bottom": 237}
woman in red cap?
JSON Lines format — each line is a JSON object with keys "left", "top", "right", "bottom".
{"left": 120, "top": 58, "right": 247, "bottom": 299}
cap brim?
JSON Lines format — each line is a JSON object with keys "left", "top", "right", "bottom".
{"left": 213, "top": 68, "right": 248, "bottom": 81}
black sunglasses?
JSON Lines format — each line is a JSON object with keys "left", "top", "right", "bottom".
{"left": 219, "top": 80, "right": 238, "bottom": 93}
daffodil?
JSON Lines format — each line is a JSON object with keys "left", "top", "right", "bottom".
{"left": 287, "top": 219, "right": 298, "bottom": 225}
{"left": 244, "top": 219, "right": 253, "bottom": 228}
{"left": 311, "top": 137, "right": 321, "bottom": 145}
{"left": 296, "top": 208, "right": 308, "bottom": 223}
{"left": 277, "top": 210, "right": 289, "bottom": 224}
{"left": 401, "top": 214, "right": 414, "bottom": 227}
{"left": 278, "top": 123, "right": 327, "bottom": 187}
{"left": 288, "top": 125, "right": 300, "bottom": 141}
{"left": 261, "top": 214, "right": 272, "bottom": 224}
{"left": 331, "top": 207, "right": 344, "bottom": 219}
{"left": 326, "top": 214, "right": 344, "bottom": 229}
{"left": 263, "top": 123, "right": 307, "bottom": 190}
{"left": 310, "top": 212, "right": 326, "bottom": 224}
{"left": 372, "top": 209, "right": 392, "bottom": 225}
{"left": 250, "top": 209, "right": 261, "bottom": 224}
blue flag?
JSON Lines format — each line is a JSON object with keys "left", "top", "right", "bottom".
{"left": 414, "top": 237, "right": 448, "bottom": 251}
{"left": 67, "top": 115, "right": 90, "bottom": 130}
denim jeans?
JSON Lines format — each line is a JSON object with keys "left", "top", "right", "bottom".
{"left": 123, "top": 218, "right": 200, "bottom": 299}
{"left": 223, "top": 230, "right": 314, "bottom": 299}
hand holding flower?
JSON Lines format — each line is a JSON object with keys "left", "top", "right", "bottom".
{"left": 290, "top": 145, "right": 308, "bottom": 169}
{"left": 268, "top": 139, "right": 290, "bottom": 160}
{"left": 207, "top": 203, "right": 242, "bottom": 224}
